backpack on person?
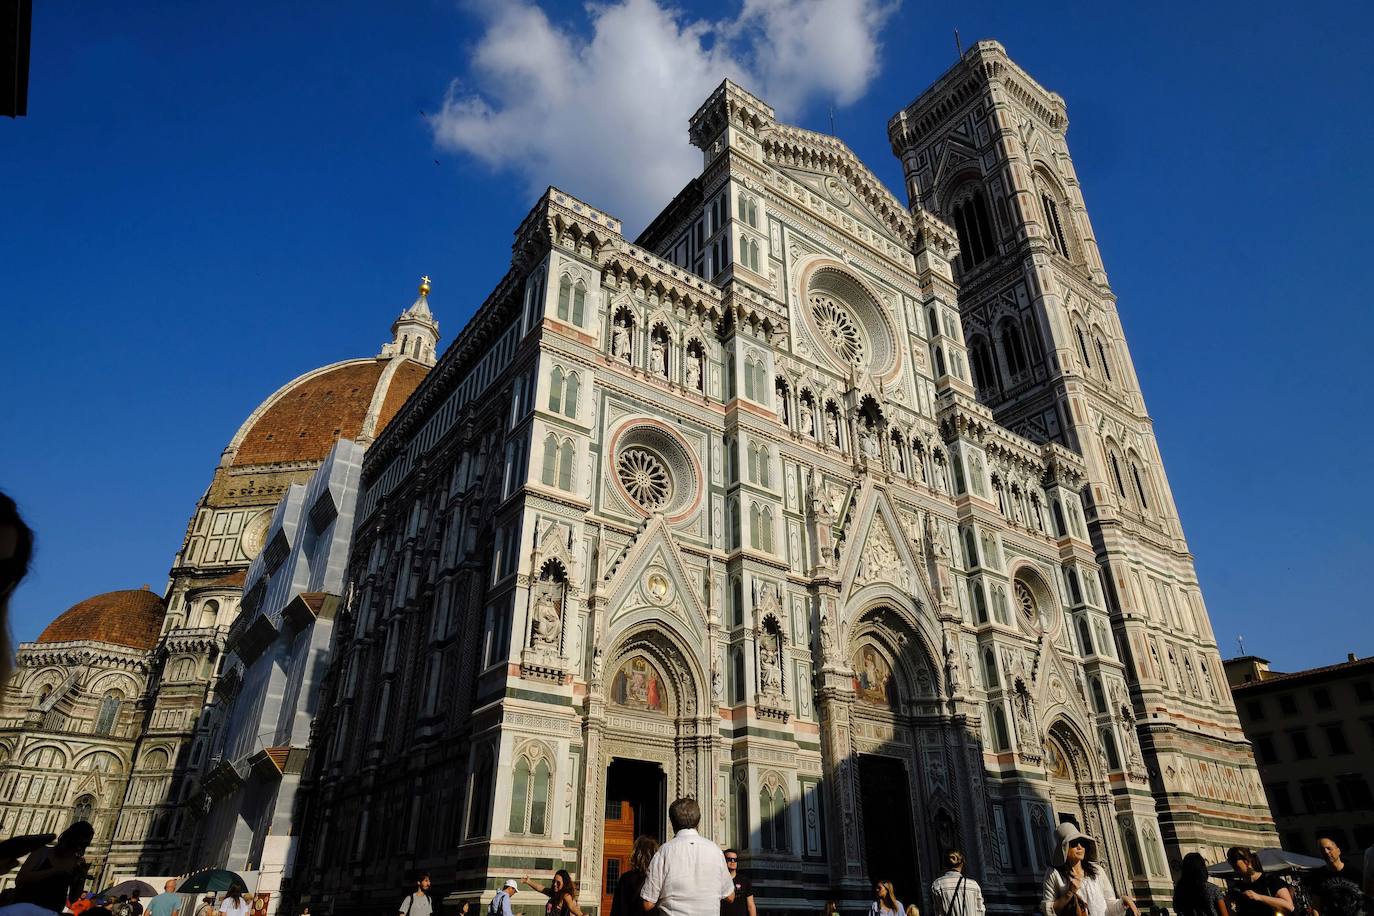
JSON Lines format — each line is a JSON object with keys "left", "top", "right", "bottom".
{"left": 1284, "top": 875, "right": 1316, "bottom": 916}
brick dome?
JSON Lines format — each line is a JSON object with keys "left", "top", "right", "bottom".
{"left": 38, "top": 588, "right": 166, "bottom": 649}
{"left": 226, "top": 357, "right": 429, "bottom": 467}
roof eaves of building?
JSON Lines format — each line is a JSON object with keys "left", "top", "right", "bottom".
{"left": 1230, "top": 655, "right": 1373, "bottom": 692}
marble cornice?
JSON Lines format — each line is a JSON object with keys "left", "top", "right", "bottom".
{"left": 767, "top": 173, "right": 919, "bottom": 284}
{"left": 17, "top": 642, "right": 151, "bottom": 672}
{"left": 599, "top": 241, "right": 723, "bottom": 318}
{"left": 889, "top": 42, "right": 1066, "bottom": 152}
{"left": 761, "top": 123, "right": 915, "bottom": 246}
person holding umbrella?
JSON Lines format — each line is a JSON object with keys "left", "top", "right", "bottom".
{"left": 1225, "top": 848, "right": 1293, "bottom": 916}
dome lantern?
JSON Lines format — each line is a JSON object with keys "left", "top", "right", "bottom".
{"left": 381, "top": 276, "right": 440, "bottom": 366}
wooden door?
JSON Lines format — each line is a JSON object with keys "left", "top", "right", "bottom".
{"left": 601, "top": 800, "right": 635, "bottom": 916}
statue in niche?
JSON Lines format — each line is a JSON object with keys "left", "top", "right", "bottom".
{"left": 859, "top": 424, "right": 879, "bottom": 460}
{"left": 612, "top": 320, "right": 632, "bottom": 363}
{"left": 1012, "top": 680, "right": 1037, "bottom": 747}
{"left": 591, "top": 647, "right": 605, "bottom": 684}
{"left": 825, "top": 410, "right": 840, "bottom": 447}
{"left": 932, "top": 457, "right": 949, "bottom": 493}
{"left": 686, "top": 351, "right": 702, "bottom": 391}
{"left": 944, "top": 637, "right": 962, "bottom": 695}
{"left": 711, "top": 658, "right": 723, "bottom": 701}
{"left": 801, "top": 403, "right": 816, "bottom": 438}
{"left": 651, "top": 334, "right": 668, "bottom": 377}
{"left": 759, "top": 642, "right": 782, "bottom": 695}
{"left": 531, "top": 589, "right": 562, "bottom": 649}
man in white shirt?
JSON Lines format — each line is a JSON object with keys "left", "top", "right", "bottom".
{"left": 642, "top": 798, "right": 735, "bottom": 916}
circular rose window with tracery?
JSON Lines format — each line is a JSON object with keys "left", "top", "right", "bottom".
{"left": 611, "top": 423, "right": 701, "bottom": 519}
{"left": 1015, "top": 581, "right": 1036, "bottom": 619}
{"left": 618, "top": 447, "right": 670, "bottom": 510}
{"left": 810, "top": 294, "right": 866, "bottom": 366}
{"left": 802, "top": 267, "right": 896, "bottom": 376}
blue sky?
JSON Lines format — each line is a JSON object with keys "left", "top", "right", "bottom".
{"left": 2, "top": 0, "right": 1370, "bottom": 670}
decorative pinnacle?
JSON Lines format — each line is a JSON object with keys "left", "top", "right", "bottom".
{"left": 419, "top": 275, "right": 431, "bottom": 296}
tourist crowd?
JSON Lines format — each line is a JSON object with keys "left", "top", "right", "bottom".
{"left": 0, "top": 795, "right": 1371, "bottom": 916}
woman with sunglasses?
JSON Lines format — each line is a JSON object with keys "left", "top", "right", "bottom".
{"left": 1040, "top": 823, "right": 1138, "bottom": 916}
{"left": 1224, "top": 848, "right": 1292, "bottom": 916}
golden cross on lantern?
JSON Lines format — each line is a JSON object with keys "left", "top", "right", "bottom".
{"left": 419, "top": 275, "right": 432, "bottom": 295}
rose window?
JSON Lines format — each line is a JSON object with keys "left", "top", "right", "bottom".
{"left": 810, "top": 294, "right": 865, "bottom": 366}
{"left": 1015, "top": 581, "right": 1036, "bottom": 619}
{"left": 617, "top": 447, "right": 671, "bottom": 509}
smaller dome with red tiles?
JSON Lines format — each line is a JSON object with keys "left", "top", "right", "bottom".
{"left": 37, "top": 587, "right": 166, "bottom": 650}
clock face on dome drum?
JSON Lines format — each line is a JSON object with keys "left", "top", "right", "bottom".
{"left": 239, "top": 510, "right": 272, "bottom": 560}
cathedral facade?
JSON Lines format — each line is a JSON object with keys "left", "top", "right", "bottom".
{"left": 292, "top": 44, "right": 1272, "bottom": 916}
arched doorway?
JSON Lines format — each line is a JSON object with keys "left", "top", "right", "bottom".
{"left": 844, "top": 603, "right": 946, "bottom": 909}
{"left": 587, "top": 625, "right": 711, "bottom": 916}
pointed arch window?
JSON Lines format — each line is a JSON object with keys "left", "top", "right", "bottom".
{"left": 541, "top": 436, "right": 575, "bottom": 491}
{"left": 934, "top": 346, "right": 947, "bottom": 378}
{"left": 760, "top": 507, "right": 774, "bottom": 554}
{"left": 1001, "top": 319, "right": 1028, "bottom": 376}
{"left": 951, "top": 188, "right": 997, "bottom": 272}
{"left": 970, "top": 336, "right": 1000, "bottom": 393}
{"left": 1095, "top": 338, "right": 1113, "bottom": 381}
{"left": 572, "top": 283, "right": 586, "bottom": 326}
{"left": 1121, "top": 822, "right": 1146, "bottom": 877}
{"left": 557, "top": 276, "right": 572, "bottom": 321}
{"left": 1101, "top": 729, "right": 1121, "bottom": 770}
{"left": 730, "top": 647, "right": 746, "bottom": 704}
{"left": 508, "top": 758, "right": 530, "bottom": 833}
{"left": 94, "top": 691, "right": 122, "bottom": 736}
{"left": 1091, "top": 677, "right": 1107, "bottom": 714}
{"left": 72, "top": 794, "right": 94, "bottom": 824}
{"left": 982, "top": 649, "right": 999, "bottom": 689}
{"left": 1109, "top": 452, "right": 1127, "bottom": 498}
{"left": 1077, "top": 618, "right": 1095, "bottom": 657}
{"left": 1130, "top": 463, "right": 1151, "bottom": 511}
{"left": 927, "top": 308, "right": 939, "bottom": 338}
{"left": 732, "top": 771, "right": 750, "bottom": 849}
{"left": 972, "top": 581, "right": 989, "bottom": 624}
{"left": 1076, "top": 326, "right": 1092, "bottom": 368}
{"left": 963, "top": 528, "right": 979, "bottom": 568}
{"left": 760, "top": 784, "right": 788, "bottom": 851}
{"left": 467, "top": 749, "right": 495, "bottom": 838}
{"left": 992, "top": 705, "right": 1011, "bottom": 751}
{"left": 1041, "top": 193, "right": 1070, "bottom": 257}
{"left": 541, "top": 435, "right": 558, "bottom": 487}
{"left": 562, "top": 373, "right": 579, "bottom": 419}
{"left": 509, "top": 755, "right": 552, "bottom": 835}
{"left": 548, "top": 367, "right": 564, "bottom": 414}
{"left": 558, "top": 440, "right": 574, "bottom": 490}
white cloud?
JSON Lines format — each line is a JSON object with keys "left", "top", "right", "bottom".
{"left": 429, "top": 0, "right": 897, "bottom": 230}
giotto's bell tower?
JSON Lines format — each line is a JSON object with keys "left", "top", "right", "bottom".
{"left": 888, "top": 41, "right": 1275, "bottom": 861}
